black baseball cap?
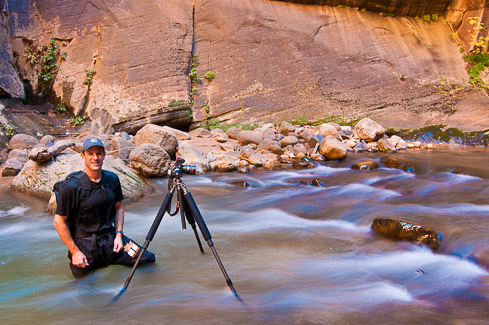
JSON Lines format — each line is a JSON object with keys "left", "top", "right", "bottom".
{"left": 83, "top": 138, "right": 105, "bottom": 151}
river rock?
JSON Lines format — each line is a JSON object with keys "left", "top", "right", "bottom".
{"left": 238, "top": 130, "right": 263, "bottom": 146}
{"left": 299, "top": 130, "right": 313, "bottom": 142}
{"left": 111, "top": 137, "right": 134, "bottom": 162}
{"left": 177, "top": 142, "right": 209, "bottom": 172}
{"left": 211, "top": 128, "right": 229, "bottom": 143}
{"left": 162, "top": 126, "right": 191, "bottom": 140}
{"left": 8, "top": 134, "right": 39, "bottom": 150}
{"left": 293, "top": 143, "right": 308, "bottom": 158}
{"left": 189, "top": 128, "right": 212, "bottom": 138}
{"left": 257, "top": 138, "right": 284, "bottom": 155}
{"left": 209, "top": 152, "right": 238, "bottom": 172}
{"left": 29, "top": 147, "right": 53, "bottom": 164}
{"left": 377, "top": 138, "right": 396, "bottom": 152}
{"left": 387, "top": 135, "right": 407, "bottom": 149}
{"left": 2, "top": 158, "right": 24, "bottom": 177}
{"left": 340, "top": 125, "right": 352, "bottom": 138}
{"left": 280, "top": 135, "right": 299, "bottom": 147}
{"left": 319, "top": 123, "right": 342, "bottom": 140}
{"left": 371, "top": 217, "right": 441, "bottom": 251}
{"left": 8, "top": 149, "right": 28, "bottom": 163}
{"left": 293, "top": 157, "right": 316, "bottom": 168}
{"left": 240, "top": 147, "right": 266, "bottom": 166}
{"left": 380, "top": 156, "right": 414, "bottom": 172}
{"left": 237, "top": 160, "right": 250, "bottom": 173}
{"left": 133, "top": 124, "right": 178, "bottom": 157}
{"left": 263, "top": 152, "right": 281, "bottom": 170}
{"left": 279, "top": 121, "right": 295, "bottom": 135}
{"left": 12, "top": 153, "right": 147, "bottom": 207}
{"left": 353, "top": 118, "right": 386, "bottom": 142}
{"left": 261, "top": 129, "right": 277, "bottom": 140}
{"left": 129, "top": 143, "right": 171, "bottom": 177}
{"left": 48, "top": 140, "right": 76, "bottom": 157}
{"left": 309, "top": 134, "right": 323, "bottom": 149}
{"left": 226, "top": 127, "right": 239, "bottom": 140}
{"left": 40, "top": 135, "right": 56, "bottom": 145}
{"left": 318, "top": 136, "right": 350, "bottom": 160}
{"left": 351, "top": 160, "right": 380, "bottom": 171}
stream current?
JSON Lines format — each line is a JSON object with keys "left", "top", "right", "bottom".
{"left": 1, "top": 148, "right": 489, "bottom": 324}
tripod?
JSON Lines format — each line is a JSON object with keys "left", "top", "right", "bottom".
{"left": 115, "top": 158, "right": 240, "bottom": 301}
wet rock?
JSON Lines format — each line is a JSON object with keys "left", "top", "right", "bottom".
{"left": 2, "top": 158, "right": 24, "bottom": 177}
{"left": 309, "top": 134, "right": 323, "bottom": 149}
{"left": 340, "top": 125, "right": 352, "bottom": 138}
{"left": 280, "top": 135, "right": 299, "bottom": 147}
{"left": 28, "top": 147, "right": 53, "bottom": 164}
{"left": 387, "top": 135, "right": 407, "bottom": 149}
{"left": 189, "top": 128, "right": 212, "bottom": 138}
{"left": 237, "top": 160, "right": 250, "bottom": 173}
{"left": 293, "top": 157, "right": 316, "bottom": 168}
{"left": 8, "top": 134, "right": 39, "bottom": 150}
{"left": 240, "top": 147, "right": 266, "bottom": 166}
{"left": 257, "top": 138, "right": 284, "bottom": 155}
{"left": 279, "top": 121, "right": 295, "bottom": 135}
{"left": 134, "top": 124, "right": 178, "bottom": 157}
{"left": 176, "top": 142, "right": 209, "bottom": 172}
{"left": 129, "top": 143, "right": 171, "bottom": 177}
{"left": 380, "top": 156, "right": 414, "bottom": 172}
{"left": 351, "top": 160, "right": 380, "bottom": 171}
{"left": 310, "top": 153, "right": 325, "bottom": 161}
{"left": 226, "top": 127, "right": 239, "bottom": 140}
{"left": 227, "top": 179, "right": 258, "bottom": 187}
{"left": 371, "top": 217, "right": 441, "bottom": 251}
{"left": 211, "top": 128, "right": 229, "bottom": 143}
{"left": 110, "top": 137, "right": 134, "bottom": 162}
{"left": 343, "top": 139, "right": 356, "bottom": 148}
{"left": 318, "top": 123, "right": 342, "bottom": 140}
{"left": 311, "top": 178, "right": 323, "bottom": 187}
{"left": 263, "top": 153, "right": 281, "bottom": 170}
{"left": 8, "top": 149, "right": 28, "bottom": 163}
{"left": 377, "top": 138, "right": 396, "bottom": 152}
{"left": 353, "top": 141, "right": 366, "bottom": 152}
{"left": 450, "top": 168, "right": 468, "bottom": 175}
{"left": 318, "top": 136, "right": 350, "bottom": 160}
{"left": 238, "top": 130, "right": 263, "bottom": 146}
{"left": 353, "top": 118, "right": 386, "bottom": 142}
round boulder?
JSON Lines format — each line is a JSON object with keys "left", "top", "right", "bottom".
{"left": 318, "top": 123, "right": 342, "bottom": 140}
{"left": 318, "top": 136, "right": 350, "bottom": 160}
{"left": 129, "top": 143, "right": 171, "bottom": 177}
{"left": 353, "top": 118, "right": 385, "bottom": 142}
{"left": 8, "top": 134, "right": 39, "bottom": 150}
{"left": 238, "top": 130, "right": 263, "bottom": 146}
{"left": 134, "top": 124, "right": 178, "bottom": 156}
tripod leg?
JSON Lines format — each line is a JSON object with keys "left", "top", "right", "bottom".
{"left": 180, "top": 189, "right": 204, "bottom": 253}
{"left": 117, "top": 189, "right": 175, "bottom": 296}
{"left": 182, "top": 191, "right": 241, "bottom": 300}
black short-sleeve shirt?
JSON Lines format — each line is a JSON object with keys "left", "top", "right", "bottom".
{"left": 55, "top": 170, "right": 124, "bottom": 233}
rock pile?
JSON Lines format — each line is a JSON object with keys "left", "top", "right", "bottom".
{"left": 2, "top": 117, "right": 412, "bottom": 202}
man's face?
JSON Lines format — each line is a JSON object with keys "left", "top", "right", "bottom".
{"left": 82, "top": 146, "right": 105, "bottom": 172}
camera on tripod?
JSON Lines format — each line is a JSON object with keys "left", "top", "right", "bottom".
{"left": 168, "top": 158, "right": 197, "bottom": 178}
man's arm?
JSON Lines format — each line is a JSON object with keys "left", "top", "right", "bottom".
{"left": 113, "top": 201, "right": 124, "bottom": 253}
{"left": 53, "top": 214, "right": 89, "bottom": 268}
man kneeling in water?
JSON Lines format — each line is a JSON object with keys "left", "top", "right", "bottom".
{"left": 53, "top": 137, "right": 155, "bottom": 278}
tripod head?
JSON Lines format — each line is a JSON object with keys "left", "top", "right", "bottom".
{"left": 168, "top": 158, "right": 197, "bottom": 179}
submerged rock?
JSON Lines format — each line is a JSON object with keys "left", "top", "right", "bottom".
{"left": 351, "top": 160, "right": 380, "bottom": 171}
{"left": 380, "top": 156, "right": 414, "bottom": 172}
{"left": 371, "top": 217, "right": 441, "bottom": 251}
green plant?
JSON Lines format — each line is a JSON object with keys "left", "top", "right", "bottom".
{"left": 83, "top": 69, "right": 96, "bottom": 86}
{"left": 461, "top": 17, "right": 489, "bottom": 89}
{"left": 421, "top": 14, "right": 439, "bottom": 22}
{"left": 168, "top": 99, "right": 186, "bottom": 107}
{"left": 0, "top": 122, "right": 18, "bottom": 137}
{"left": 56, "top": 101, "right": 68, "bottom": 113}
{"left": 203, "top": 100, "right": 211, "bottom": 119}
{"left": 204, "top": 70, "right": 216, "bottom": 81}
{"left": 70, "top": 115, "right": 88, "bottom": 126}
{"left": 192, "top": 87, "right": 199, "bottom": 93}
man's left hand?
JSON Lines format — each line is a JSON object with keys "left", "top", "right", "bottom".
{"left": 113, "top": 234, "right": 123, "bottom": 253}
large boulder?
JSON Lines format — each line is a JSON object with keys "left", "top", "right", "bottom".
{"left": 257, "top": 138, "right": 284, "bottom": 155}
{"left": 209, "top": 152, "right": 238, "bottom": 172}
{"left": 111, "top": 136, "right": 135, "bottom": 162}
{"left": 210, "top": 128, "right": 229, "bottom": 143}
{"left": 133, "top": 124, "right": 178, "bottom": 157}
{"left": 226, "top": 127, "right": 239, "bottom": 140}
{"left": 8, "top": 149, "right": 28, "bottom": 163}
{"left": 129, "top": 143, "right": 171, "bottom": 177}
{"left": 240, "top": 147, "right": 266, "bottom": 166}
{"left": 353, "top": 118, "right": 386, "bottom": 142}
{"left": 8, "top": 134, "right": 39, "bottom": 150}
{"left": 279, "top": 135, "right": 299, "bottom": 147}
{"left": 318, "top": 123, "right": 342, "bottom": 140}
{"left": 11, "top": 153, "right": 147, "bottom": 206}
{"left": 238, "top": 130, "right": 263, "bottom": 146}
{"left": 176, "top": 142, "right": 209, "bottom": 172}
{"left": 318, "top": 136, "right": 350, "bottom": 160}
{"left": 371, "top": 217, "right": 441, "bottom": 251}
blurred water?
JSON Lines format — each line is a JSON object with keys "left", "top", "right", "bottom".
{"left": 1, "top": 148, "right": 489, "bottom": 324}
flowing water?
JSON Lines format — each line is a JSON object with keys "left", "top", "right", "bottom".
{"left": 1, "top": 148, "right": 489, "bottom": 324}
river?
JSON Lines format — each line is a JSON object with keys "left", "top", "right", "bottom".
{"left": 1, "top": 147, "right": 489, "bottom": 324}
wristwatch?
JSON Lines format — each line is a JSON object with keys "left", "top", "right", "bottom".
{"left": 116, "top": 230, "right": 124, "bottom": 235}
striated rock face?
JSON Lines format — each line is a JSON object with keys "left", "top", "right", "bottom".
{"left": 2, "top": 0, "right": 489, "bottom": 133}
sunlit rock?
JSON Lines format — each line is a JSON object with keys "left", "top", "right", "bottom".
{"left": 129, "top": 143, "right": 171, "bottom": 177}
{"left": 238, "top": 130, "right": 263, "bottom": 146}
{"left": 318, "top": 136, "right": 350, "bottom": 160}
{"left": 351, "top": 160, "right": 380, "bottom": 171}
{"left": 353, "top": 118, "right": 386, "bottom": 142}
{"left": 133, "top": 124, "right": 178, "bottom": 157}
{"left": 8, "top": 134, "right": 39, "bottom": 150}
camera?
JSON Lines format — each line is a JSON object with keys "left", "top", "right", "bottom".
{"left": 168, "top": 158, "right": 197, "bottom": 177}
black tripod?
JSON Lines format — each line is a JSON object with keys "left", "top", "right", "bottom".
{"left": 115, "top": 158, "right": 240, "bottom": 301}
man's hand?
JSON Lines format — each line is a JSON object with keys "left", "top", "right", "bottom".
{"left": 113, "top": 234, "right": 123, "bottom": 253}
{"left": 72, "top": 249, "right": 89, "bottom": 268}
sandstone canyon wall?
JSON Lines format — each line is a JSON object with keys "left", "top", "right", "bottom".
{"left": 1, "top": 0, "right": 489, "bottom": 132}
